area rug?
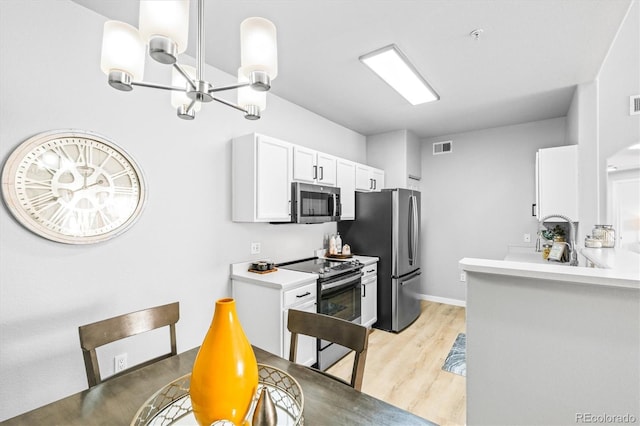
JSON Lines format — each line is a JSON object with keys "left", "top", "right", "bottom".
{"left": 442, "top": 333, "right": 466, "bottom": 377}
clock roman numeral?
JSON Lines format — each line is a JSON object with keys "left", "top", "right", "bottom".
{"left": 23, "top": 177, "right": 53, "bottom": 190}
{"left": 28, "top": 191, "right": 58, "bottom": 212}
{"left": 51, "top": 145, "right": 73, "bottom": 163}
{"left": 48, "top": 205, "right": 69, "bottom": 227}
{"left": 113, "top": 186, "right": 137, "bottom": 196}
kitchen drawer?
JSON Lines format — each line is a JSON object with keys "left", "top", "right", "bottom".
{"left": 283, "top": 282, "right": 316, "bottom": 308}
{"left": 362, "top": 263, "right": 377, "bottom": 278}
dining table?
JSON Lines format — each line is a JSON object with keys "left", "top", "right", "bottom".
{"left": 0, "top": 345, "right": 437, "bottom": 425}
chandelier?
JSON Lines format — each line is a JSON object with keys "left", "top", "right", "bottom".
{"left": 100, "top": 0, "right": 277, "bottom": 120}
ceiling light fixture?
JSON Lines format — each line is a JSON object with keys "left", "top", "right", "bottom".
{"left": 359, "top": 44, "right": 439, "bottom": 106}
{"left": 100, "top": 0, "right": 277, "bottom": 120}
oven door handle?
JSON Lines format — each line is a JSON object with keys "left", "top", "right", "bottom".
{"left": 321, "top": 274, "right": 361, "bottom": 291}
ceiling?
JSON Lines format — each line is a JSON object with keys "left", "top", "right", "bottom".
{"left": 72, "top": 0, "right": 632, "bottom": 139}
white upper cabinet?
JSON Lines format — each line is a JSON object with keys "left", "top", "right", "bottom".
{"left": 536, "top": 145, "right": 579, "bottom": 221}
{"left": 233, "top": 133, "right": 382, "bottom": 222}
{"left": 336, "top": 158, "right": 356, "bottom": 220}
{"left": 293, "top": 146, "right": 337, "bottom": 186}
{"left": 366, "top": 130, "right": 420, "bottom": 190}
{"left": 232, "top": 133, "right": 293, "bottom": 222}
{"left": 355, "top": 163, "right": 384, "bottom": 192}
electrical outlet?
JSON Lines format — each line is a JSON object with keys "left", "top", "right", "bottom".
{"left": 524, "top": 233, "right": 531, "bottom": 243}
{"left": 250, "top": 242, "right": 261, "bottom": 254}
{"left": 114, "top": 353, "right": 127, "bottom": 373}
{"left": 459, "top": 271, "right": 467, "bottom": 282}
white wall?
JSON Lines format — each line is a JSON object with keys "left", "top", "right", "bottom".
{"left": 597, "top": 0, "right": 640, "bottom": 221}
{"left": 421, "top": 118, "right": 567, "bottom": 303}
{"left": 566, "top": 0, "right": 640, "bottom": 245}
{"left": 0, "top": 1, "right": 366, "bottom": 420}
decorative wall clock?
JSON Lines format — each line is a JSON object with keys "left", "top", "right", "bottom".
{"left": 1, "top": 129, "right": 147, "bottom": 244}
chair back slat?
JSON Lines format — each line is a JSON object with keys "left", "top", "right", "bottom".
{"left": 78, "top": 302, "right": 179, "bottom": 387}
{"left": 287, "top": 309, "right": 369, "bottom": 390}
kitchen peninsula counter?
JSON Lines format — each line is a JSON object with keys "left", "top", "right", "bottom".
{"left": 459, "top": 254, "right": 639, "bottom": 425}
{"left": 462, "top": 249, "right": 639, "bottom": 289}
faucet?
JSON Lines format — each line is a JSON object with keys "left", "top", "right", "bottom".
{"left": 538, "top": 214, "right": 579, "bottom": 266}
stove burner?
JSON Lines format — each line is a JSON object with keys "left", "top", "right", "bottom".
{"left": 278, "top": 257, "right": 362, "bottom": 279}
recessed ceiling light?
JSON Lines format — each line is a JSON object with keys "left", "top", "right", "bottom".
{"left": 359, "top": 44, "right": 439, "bottom": 106}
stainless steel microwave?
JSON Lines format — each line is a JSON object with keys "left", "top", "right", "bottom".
{"left": 291, "top": 182, "right": 341, "bottom": 223}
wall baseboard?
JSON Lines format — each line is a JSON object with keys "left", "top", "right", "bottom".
{"left": 418, "top": 294, "right": 467, "bottom": 308}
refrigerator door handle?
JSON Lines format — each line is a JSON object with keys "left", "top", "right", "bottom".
{"left": 413, "top": 195, "right": 420, "bottom": 258}
{"left": 400, "top": 270, "right": 421, "bottom": 285}
{"left": 408, "top": 195, "right": 418, "bottom": 265}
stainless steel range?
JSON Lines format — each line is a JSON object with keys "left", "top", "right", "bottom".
{"left": 278, "top": 257, "right": 363, "bottom": 370}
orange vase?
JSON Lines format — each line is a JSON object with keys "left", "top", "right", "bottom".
{"left": 190, "top": 298, "right": 259, "bottom": 426}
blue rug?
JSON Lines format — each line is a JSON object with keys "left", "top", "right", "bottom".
{"left": 442, "top": 333, "right": 466, "bottom": 377}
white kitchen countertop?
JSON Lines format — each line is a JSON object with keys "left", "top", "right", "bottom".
{"left": 230, "top": 255, "right": 379, "bottom": 290}
{"left": 230, "top": 262, "right": 317, "bottom": 290}
{"left": 580, "top": 247, "right": 640, "bottom": 272}
{"left": 460, "top": 251, "right": 640, "bottom": 290}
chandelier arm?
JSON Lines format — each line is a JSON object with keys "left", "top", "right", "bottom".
{"left": 186, "top": 99, "right": 198, "bottom": 113}
{"left": 173, "top": 64, "right": 198, "bottom": 90}
{"left": 209, "top": 82, "right": 252, "bottom": 93}
{"left": 131, "top": 81, "right": 188, "bottom": 92}
{"left": 211, "top": 96, "right": 250, "bottom": 113}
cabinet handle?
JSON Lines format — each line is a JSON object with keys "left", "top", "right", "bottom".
{"left": 369, "top": 178, "right": 373, "bottom": 190}
{"left": 288, "top": 200, "right": 292, "bottom": 216}
{"left": 363, "top": 284, "right": 366, "bottom": 297}
{"left": 366, "top": 269, "right": 375, "bottom": 273}
{"left": 531, "top": 203, "right": 537, "bottom": 217}
{"left": 319, "top": 166, "right": 324, "bottom": 180}
{"left": 313, "top": 165, "right": 318, "bottom": 180}
{"left": 373, "top": 179, "right": 377, "bottom": 190}
{"left": 296, "top": 292, "right": 311, "bottom": 298}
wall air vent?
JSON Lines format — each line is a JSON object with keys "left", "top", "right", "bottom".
{"left": 631, "top": 95, "right": 640, "bottom": 115}
{"left": 433, "top": 140, "right": 452, "bottom": 155}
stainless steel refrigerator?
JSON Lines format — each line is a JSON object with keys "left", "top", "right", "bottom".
{"left": 338, "top": 188, "right": 421, "bottom": 332}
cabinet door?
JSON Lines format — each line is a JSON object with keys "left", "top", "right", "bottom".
{"left": 355, "top": 164, "right": 373, "bottom": 191}
{"left": 283, "top": 301, "right": 317, "bottom": 367}
{"left": 316, "top": 153, "right": 337, "bottom": 186}
{"left": 256, "top": 136, "right": 292, "bottom": 221}
{"left": 537, "top": 145, "right": 578, "bottom": 220}
{"left": 336, "top": 159, "right": 356, "bottom": 220}
{"left": 293, "top": 146, "right": 317, "bottom": 183}
{"left": 371, "top": 168, "right": 385, "bottom": 192}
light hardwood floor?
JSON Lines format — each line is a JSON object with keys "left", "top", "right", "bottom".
{"left": 327, "top": 301, "right": 466, "bottom": 425}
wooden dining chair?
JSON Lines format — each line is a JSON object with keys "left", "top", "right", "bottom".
{"left": 287, "top": 309, "right": 369, "bottom": 391}
{"left": 78, "top": 302, "right": 179, "bottom": 387}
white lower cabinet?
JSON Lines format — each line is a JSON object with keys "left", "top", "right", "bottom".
{"left": 361, "top": 263, "right": 378, "bottom": 328}
{"left": 283, "top": 300, "right": 317, "bottom": 366}
{"left": 232, "top": 278, "right": 317, "bottom": 367}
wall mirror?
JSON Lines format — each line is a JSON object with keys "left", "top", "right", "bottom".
{"left": 606, "top": 143, "right": 640, "bottom": 252}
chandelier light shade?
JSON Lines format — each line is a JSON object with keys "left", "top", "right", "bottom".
{"left": 100, "top": 21, "right": 145, "bottom": 91}
{"left": 139, "top": 0, "right": 190, "bottom": 64}
{"left": 238, "top": 68, "right": 266, "bottom": 120}
{"left": 98, "top": 0, "right": 277, "bottom": 121}
{"left": 240, "top": 17, "right": 278, "bottom": 81}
